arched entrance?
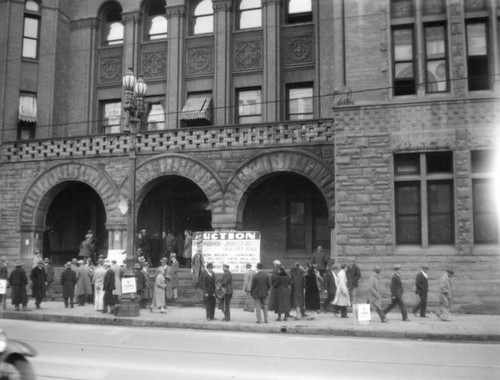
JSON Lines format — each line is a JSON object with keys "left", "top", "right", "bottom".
{"left": 242, "top": 173, "right": 329, "bottom": 267}
{"left": 137, "top": 175, "right": 212, "bottom": 266}
{"left": 45, "top": 182, "right": 106, "bottom": 264}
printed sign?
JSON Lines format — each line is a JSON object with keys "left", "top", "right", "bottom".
{"left": 0, "top": 279, "right": 6, "bottom": 295}
{"left": 354, "top": 303, "right": 371, "bottom": 324}
{"left": 121, "top": 277, "right": 137, "bottom": 294}
{"left": 192, "top": 231, "right": 260, "bottom": 273}
{"left": 107, "top": 250, "right": 127, "bottom": 265}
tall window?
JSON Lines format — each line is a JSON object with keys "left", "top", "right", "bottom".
{"left": 101, "top": 101, "right": 122, "bottom": 134}
{"left": 237, "top": 88, "right": 261, "bottom": 124}
{"left": 192, "top": 0, "right": 213, "bottom": 35}
{"left": 145, "top": 0, "right": 167, "bottom": 40}
{"left": 144, "top": 100, "right": 166, "bottom": 130}
{"left": 287, "top": 201, "right": 305, "bottom": 248}
{"left": 237, "top": 0, "right": 262, "bottom": 30}
{"left": 102, "top": 4, "right": 124, "bottom": 46}
{"left": 393, "top": 27, "right": 416, "bottom": 95}
{"left": 18, "top": 92, "right": 37, "bottom": 140}
{"left": 424, "top": 24, "right": 448, "bottom": 93}
{"left": 286, "top": 0, "right": 312, "bottom": 24}
{"left": 466, "top": 20, "right": 490, "bottom": 91}
{"left": 22, "top": 0, "right": 41, "bottom": 59}
{"left": 394, "top": 152, "right": 454, "bottom": 245}
{"left": 472, "top": 150, "right": 499, "bottom": 244}
{"left": 287, "top": 84, "right": 313, "bottom": 120}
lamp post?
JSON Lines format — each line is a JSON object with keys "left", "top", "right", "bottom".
{"left": 117, "top": 68, "right": 147, "bottom": 317}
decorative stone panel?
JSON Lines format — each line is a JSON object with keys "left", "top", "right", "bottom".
{"left": 283, "top": 26, "right": 314, "bottom": 66}
{"left": 234, "top": 39, "right": 263, "bottom": 71}
{"left": 141, "top": 50, "right": 167, "bottom": 79}
{"left": 98, "top": 55, "right": 122, "bottom": 84}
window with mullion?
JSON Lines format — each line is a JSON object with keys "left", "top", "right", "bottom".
{"left": 22, "top": 15, "right": 40, "bottom": 59}
{"left": 424, "top": 23, "right": 448, "bottom": 93}
{"left": 237, "top": 88, "right": 262, "bottom": 124}
{"left": 393, "top": 26, "right": 416, "bottom": 95}
{"left": 395, "top": 182, "right": 421, "bottom": 244}
{"left": 101, "top": 101, "right": 122, "bottom": 134}
{"left": 287, "top": 84, "right": 313, "bottom": 120}
{"left": 466, "top": 20, "right": 490, "bottom": 91}
{"left": 287, "top": 0, "right": 312, "bottom": 24}
{"left": 238, "top": 0, "right": 262, "bottom": 30}
{"left": 427, "top": 180, "right": 454, "bottom": 244}
{"left": 192, "top": 0, "right": 214, "bottom": 35}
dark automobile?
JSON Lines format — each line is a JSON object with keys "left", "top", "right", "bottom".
{"left": 0, "top": 329, "right": 36, "bottom": 380}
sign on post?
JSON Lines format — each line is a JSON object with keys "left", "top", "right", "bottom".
{"left": 121, "top": 277, "right": 137, "bottom": 294}
{"left": 0, "top": 279, "right": 6, "bottom": 295}
{"left": 192, "top": 231, "right": 260, "bottom": 273}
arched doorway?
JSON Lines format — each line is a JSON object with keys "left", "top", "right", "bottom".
{"left": 137, "top": 175, "right": 212, "bottom": 266}
{"left": 242, "top": 173, "right": 329, "bottom": 267}
{"left": 45, "top": 182, "right": 107, "bottom": 265}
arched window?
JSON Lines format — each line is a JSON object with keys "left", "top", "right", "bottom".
{"left": 287, "top": 0, "right": 312, "bottom": 24}
{"left": 192, "top": 0, "right": 213, "bottom": 35}
{"left": 237, "top": 0, "right": 262, "bottom": 30}
{"left": 145, "top": 0, "right": 167, "bottom": 41}
{"left": 22, "top": 0, "right": 41, "bottom": 59}
{"left": 101, "top": 2, "right": 123, "bottom": 46}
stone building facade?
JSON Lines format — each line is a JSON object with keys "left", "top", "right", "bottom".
{"left": 0, "top": 0, "right": 499, "bottom": 312}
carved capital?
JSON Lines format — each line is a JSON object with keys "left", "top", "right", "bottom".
{"left": 212, "top": 0, "right": 232, "bottom": 12}
{"left": 263, "top": 0, "right": 283, "bottom": 6}
{"left": 70, "top": 17, "right": 99, "bottom": 31}
{"left": 122, "top": 11, "right": 141, "bottom": 24}
{"left": 165, "top": 5, "right": 187, "bottom": 19}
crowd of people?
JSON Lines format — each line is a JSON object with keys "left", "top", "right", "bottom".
{"left": 0, "top": 244, "right": 456, "bottom": 323}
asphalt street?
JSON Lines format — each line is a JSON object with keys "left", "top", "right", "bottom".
{"left": 1, "top": 320, "right": 499, "bottom": 380}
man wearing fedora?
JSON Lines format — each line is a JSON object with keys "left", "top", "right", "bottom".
{"left": 413, "top": 265, "right": 429, "bottom": 318}
{"left": 250, "top": 263, "right": 271, "bottom": 323}
{"left": 383, "top": 265, "right": 408, "bottom": 321}
{"left": 201, "top": 262, "right": 216, "bottom": 321}
{"left": 30, "top": 259, "right": 47, "bottom": 309}
{"left": 435, "top": 269, "right": 454, "bottom": 322}
{"left": 60, "top": 261, "right": 77, "bottom": 308}
{"left": 221, "top": 264, "right": 233, "bottom": 321}
{"left": 8, "top": 261, "right": 29, "bottom": 311}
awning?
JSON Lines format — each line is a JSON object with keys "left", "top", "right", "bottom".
{"left": 18, "top": 94, "right": 38, "bottom": 123}
{"left": 179, "top": 96, "right": 212, "bottom": 121}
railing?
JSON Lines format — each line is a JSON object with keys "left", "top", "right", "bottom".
{"left": 1, "top": 119, "right": 333, "bottom": 162}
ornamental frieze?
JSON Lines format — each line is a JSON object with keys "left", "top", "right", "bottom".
{"left": 98, "top": 56, "right": 122, "bottom": 84}
{"left": 234, "top": 40, "right": 262, "bottom": 71}
{"left": 284, "top": 34, "right": 314, "bottom": 66}
{"left": 142, "top": 51, "right": 167, "bottom": 79}
{"left": 70, "top": 18, "right": 98, "bottom": 31}
{"left": 187, "top": 46, "right": 213, "bottom": 75}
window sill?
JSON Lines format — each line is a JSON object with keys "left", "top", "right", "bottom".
{"left": 394, "top": 245, "right": 457, "bottom": 255}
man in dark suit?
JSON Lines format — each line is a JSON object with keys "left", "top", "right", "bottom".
{"left": 250, "top": 263, "right": 271, "bottom": 323}
{"left": 322, "top": 263, "right": 338, "bottom": 312}
{"left": 346, "top": 258, "right": 361, "bottom": 306}
{"left": 383, "top": 264, "right": 408, "bottom": 321}
{"left": 201, "top": 262, "right": 216, "bottom": 321}
{"left": 413, "top": 265, "right": 429, "bottom": 318}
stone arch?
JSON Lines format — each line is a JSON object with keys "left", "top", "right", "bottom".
{"left": 120, "top": 153, "right": 225, "bottom": 222}
{"left": 225, "top": 149, "right": 335, "bottom": 228}
{"left": 19, "top": 162, "right": 118, "bottom": 229}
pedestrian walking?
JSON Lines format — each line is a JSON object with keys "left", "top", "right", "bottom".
{"left": 272, "top": 266, "right": 291, "bottom": 321}
{"left": 8, "top": 262, "right": 28, "bottom": 311}
{"left": 43, "top": 258, "right": 55, "bottom": 301}
{"left": 152, "top": 266, "right": 167, "bottom": 314}
{"left": 60, "top": 262, "right": 77, "bottom": 308}
{"left": 102, "top": 261, "right": 116, "bottom": 314}
{"left": 92, "top": 259, "right": 106, "bottom": 311}
{"left": 201, "top": 263, "right": 216, "bottom": 321}
{"left": 250, "top": 263, "right": 271, "bottom": 324}
{"left": 346, "top": 258, "right": 361, "bottom": 306}
{"left": 0, "top": 257, "right": 8, "bottom": 309}
{"left": 413, "top": 265, "right": 429, "bottom": 318}
{"left": 290, "top": 262, "right": 306, "bottom": 320}
{"left": 30, "top": 259, "right": 47, "bottom": 309}
{"left": 322, "top": 263, "right": 337, "bottom": 312}
{"left": 221, "top": 264, "right": 233, "bottom": 321}
{"left": 368, "top": 266, "right": 387, "bottom": 322}
{"left": 435, "top": 269, "right": 454, "bottom": 322}
{"left": 333, "top": 263, "right": 350, "bottom": 318}
{"left": 383, "top": 265, "right": 408, "bottom": 321}
{"left": 242, "top": 263, "right": 255, "bottom": 312}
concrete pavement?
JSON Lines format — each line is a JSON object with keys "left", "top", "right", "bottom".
{"left": 2, "top": 300, "right": 499, "bottom": 342}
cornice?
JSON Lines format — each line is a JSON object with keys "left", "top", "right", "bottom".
{"left": 70, "top": 17, "right": 99, "bottom": 31}
{"left": 165, "top": 5, "right": 187, "bottom": 19}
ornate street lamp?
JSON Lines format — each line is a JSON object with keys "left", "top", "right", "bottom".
{"left": 117, "top": 68, "right": 147, "bottom": 317}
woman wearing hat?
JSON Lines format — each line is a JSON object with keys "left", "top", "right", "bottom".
{"left": 152, "top": 267, "right": 167, "bottom": 313}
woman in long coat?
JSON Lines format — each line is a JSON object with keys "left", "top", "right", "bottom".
{"left": 60, "top": 262, "right": 77, "bottom": 308}
{"left": 305, "top": 264, "right": 321, "bottom": 312}
{"left": 8, "top": 262, "right": 28, "bottom": 310}
{"left": 191, "top": 251, "right": 204, "bottom": 288}
{"left": 333, "top": 264, "right": 350, "bottom": 318}
{"left": 272, "top": 267, "right": 291, "bottom": 321}
{"left": 152, "top": 266, "right": 167, "bottom": 313}
{"left": 165, "top": 263, "right": 174, "bottom": 300}
{"left": 290, "top": 262, "right": 305, "bottom": 320}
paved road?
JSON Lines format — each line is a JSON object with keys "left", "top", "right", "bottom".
{"left": 2, "top": 320, "right": 499, "bottom": 380}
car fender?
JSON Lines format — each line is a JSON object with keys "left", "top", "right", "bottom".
{"left": 2, "top": 340, "right": 37, "bottom": 358}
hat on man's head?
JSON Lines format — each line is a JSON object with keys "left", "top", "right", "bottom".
{"left": 273, "top": 260, "right": 281, "bottom": 266}
{"left": 103, "top": 261, "right": 111, "bottom": 267}
{"left": 245, "top": 263, "right": 252, "bottom": 268}
{"left": 14, "top": 261, "right": 22, "bottom": 267}
{"left": 223, "top": 264, "right": 229, "bottom": 269}
{"left": 37, "top": 259, "right": 44, "bottom": 265}
{"left": 421, "top": 265, "right": 429, "bottom": 270}
{"left": 447, "top": 269, "right": 455, "bottom": 275}
{"left": 65, "top": 262, "right": 72, "bottom": 268}
{"left": 206, "top": 263, "right": 213, "bottom": 269}
{"left": 373, "top": 265, "right": 382, "bottom": 272}
{"left": 394, "top": 264, "right": 402, "bottom": 270}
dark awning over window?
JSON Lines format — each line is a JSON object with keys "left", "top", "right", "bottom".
{"left": 179, "top": 96, "right": 212, "bottom": 121}
{"left": 18, "top": 94, "right": 37, "bottom": 123}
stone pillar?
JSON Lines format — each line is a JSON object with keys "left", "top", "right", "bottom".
{"left": 106, "top": 223, "right": 128, "bottom": 252}
{"left": 213, "top": 0, "right": 232, "bottom": 125}
{"left": 263, "top": 0, "right": 282, "bottom": 122}
{"left": 448, "top": 0, "right": 467, "bottom": 97}
{"left": 19, "top": 224, "right": 44, "bottom": 269}
{"left": 490, "top": 0, "right": 500, "bottom": 93}
{"left": 455, "top": 130, "right": 473, "bottom": 255}
{"left": 166, "top": 5, "right": 187, "bottom": 129}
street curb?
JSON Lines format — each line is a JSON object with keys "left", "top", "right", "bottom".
{"left": 2, "top": 311, "right": 499, "bottom": 342}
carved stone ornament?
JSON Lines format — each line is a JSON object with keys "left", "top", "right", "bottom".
{"left": 187, "top": 47, "right": 213, "bottom": 74}
{"left": 234, "top": 40, "right": 262, "bottom": 70}
{"left": 453, "top": 63, "right": 465, "bottom": 79}
{"left": 142, "top": 51, "right": 167, "bottom": 79}
{"left": 70, "top": 18, "right": 98, "bottom": 31}
{"left": 333, "top": 86, "right": 354, "bottom": 106}
{"left": 99, "top": 56, "right": 122, "bottom": 84}
{"left": 284, "top": 34, "right": 314, "bottom": 65}
{"left": 165, "top": 5, "right": 187, "bottom": 19}
{"left": 212, "top": 0, "right": 232, "bottom": 12}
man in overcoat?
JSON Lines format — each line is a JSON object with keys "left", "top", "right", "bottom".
{"left": 346, "top": 258, "right": 361, "bottom": 306}
{"left": 250, "top": 262, "right": 271, "bottom": 323}
{"left": 44, "top": 258, "right": 55, "bottom": 301}
{"left": 170, "top": 253, "right": 179, "bottom": 300}
{"left": 368, "top": 266, "right": 387, "bottom": 322}
{"left": 383, "top": 265, "right": 408, "bottom": 321}
{"left": 221, "top": 264, "right": 233, "bottom": 321}
{"left": 322, "top": 262, "right": 337, "bottom": 312}
{"left": 412, "top": 265, "right": 429, "bottom": 318}
{"left": 60, "top": 261, "right": 77, "bottom": 308}
{"left": 102, "top": 261, "right": 116, "bottom": 314}
{"left": 242, "top": 263, "right": 255, "bottom": 312}
{"left": 201, "top": 263, "right": 216, "bottom": 321}
{"left": 435, "top": 269, "right": 454, "bottom": 322}
{"left": 8, "top": 262, "right": 28, "bottom": 311}
{"left": 30, "top": 259, "right": 47, "bottom": 309}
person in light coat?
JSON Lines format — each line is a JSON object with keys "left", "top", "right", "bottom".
{"left": 242, "top": 263, "right": 255, "bottom": 312}
{"left": 75, "top": 260, "right": 92, "bottom": 306}
{"left": 333, "top": 263, "right": 350, "bottom": 318}
{"left": 368, "top": 266, "right": 387, "bottom": 322}
{"left": 435, "top": 269, "right": 454, "bottom": 322}
{"left": 92, "top": 259, "right": 106, "bottom": 311}
{"left": 152, "top": 267, "right": 167, "bottom": 313}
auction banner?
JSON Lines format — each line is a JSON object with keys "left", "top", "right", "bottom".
{"left": 192, "top": 231, "right": 260, "bottom": 273}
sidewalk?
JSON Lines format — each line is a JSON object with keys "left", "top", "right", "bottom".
{"left": 1, "top": 301, "right": 499, "bottom": 342}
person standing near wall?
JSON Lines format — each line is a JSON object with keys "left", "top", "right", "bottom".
{"left": 30, "top": 260, "right": 47, "bottom": 309}
{"left": 383, "top": 265, "right": 408, "bottom": 321}
{"left": 201, "top": 263, "right": 216, "bottom": 321}
{"left": 412, "top": 265, "right": 429, "bottom": 318}
{"left": 60, "top": 261, "right": 77, "bottom": 308}
{"left": 183, "top": 230, "right": 192, "bottom": 268}
{"left": 346, "top": 258, "right": 361, "bottom": 306}
{"left": 435, "top": 269, "right": 454, "bottom": 322}
{"left": 251, "top": 263, "right": 271, "bottom": 324}
{"left": 8, "top": 262, "right": 28, "bottom": 311}
{"left": 221, "top": 264, "right": 233, "bottom": 321}
{"left": 44, "top": 258, "right": 55, "bottom": 301}
{"left": 242, "top": 263, "right": 255, "bottom": 312}
{"left": 0, "top": 257, "right": 8, "bottom": 309}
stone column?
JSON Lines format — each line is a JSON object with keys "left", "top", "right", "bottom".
{"left": 19, "top": 224, "right": 44, "bottom": 269}
{"left": 106, "top": 223, "right": 128, "bottom": 251}
{"left": 263, "top": 0, "right": 282, "bottom": 122}
{"left": 448, "top": 0, "right": 467, "bottom": 98}
{"left": 213, "top": 0, "right": 232, "bottom": 126}
{"left": 165, "top": 5, "right": 187, "bottom": 129}
{"left": 490, "top": 0, "right": 500, "bottom": 93}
